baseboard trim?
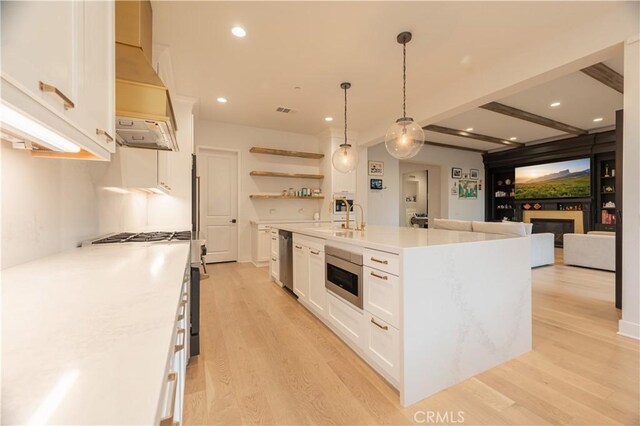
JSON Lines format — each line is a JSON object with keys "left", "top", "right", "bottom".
{"left": 618, "top": 320, "right": 640, "bottom": 340}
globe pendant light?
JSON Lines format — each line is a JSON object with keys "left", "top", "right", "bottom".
{"left": 385, "top": 32, "right": 424, "bottom": 160}
{"left": 332, "top": 82, "right": 358, "bottom": 173}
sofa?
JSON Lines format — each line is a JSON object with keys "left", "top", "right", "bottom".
{"left": 563, "top": 231, "right": 615, "bottom": 271}
{"left": 432, "top": 218, "right": 555, "bottom": 268}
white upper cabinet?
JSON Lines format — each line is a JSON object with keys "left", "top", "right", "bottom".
{"left": 0, "top": 0, "right": 115, "bottom": 159}
{"left": 1, "top": 1, "right": 79, "bottom": 115}
{"left": 80, "top": 0, "right": 116, "bottom": 153}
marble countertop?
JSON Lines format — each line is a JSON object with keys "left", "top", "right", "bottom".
{"left": 1, "top": 242, "right": 190, "bottom": 425}
{"left": 277, "top": 224, "right": 518, "bottom": 253}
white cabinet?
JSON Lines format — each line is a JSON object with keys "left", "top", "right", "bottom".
{"left": 158, "top": 150, "right": 172, "bottom": 191}
{"left": 0, "top": 0, "right": 115, "bottom": 159}
{"left": 270, "top": 228, "right": 280, "bottom": 283}
{"left": 1, "top": 1, "right": 79, "bottom": 114}
{"left": 118, "top": 148, "right": 171, "bottom": 193}
{"left": 251, "top": 224, "right": 271, "bottom": 266}
{"left": 327, "top": 291, "right": 365, "bottom": 348}
{"left": 307, "top": 247, "right": 326, "bottom": 318}
{"left": 79, "top": 0, "right": 116, "bottom": 152}
{"left": 292, "top": 234, "right": 326, "bottom": 316}
{"left": 364, "top": 266, "right": 400, "bottom": 328}
{"left": 364, "top": 313, "right": 400, "bottom": 382}
{"left": 293, "top": 243, "right": 309, "bottom": 300}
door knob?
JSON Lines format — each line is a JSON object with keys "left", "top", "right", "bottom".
{"left": 230, "top": 219, "right": 237, "bottom": 223}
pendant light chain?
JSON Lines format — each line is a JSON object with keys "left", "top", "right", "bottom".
{"left": 344, "top": 84, "right": 348, "bottom": 147}
{"left": 402, "top": 41, "right": 407, "bottom": 120}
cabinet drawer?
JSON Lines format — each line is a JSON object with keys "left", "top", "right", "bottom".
{"left": 270, "top": 234, "right": 279, "bottom": 257}
{"left": 294, "top": 234, "right": 325, "bottom": 252}
{"left": 364, "top": 313, "right": 400, "bottom": 382}
{"left": 364, "top": 266, "right": 400, "bottom": 328}
{"left": 327, "top": 292, "right": 364, "bottom": 349}
{"left": 364, "top": 249, "right": 399, "bottom": 276}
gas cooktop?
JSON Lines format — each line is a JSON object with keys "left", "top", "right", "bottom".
{"left": 91, "top": 231, "right": 191, "bottom": 245}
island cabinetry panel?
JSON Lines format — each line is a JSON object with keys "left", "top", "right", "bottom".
{"left": 269, "top": 228, "right": 280, "bottom": 283}
{"left": 307, "top": 247, "right": 326, "bottom": 318}
{"left": 293, "top": 243, "right": 309, "bottom": 299}
{"left": 292, "top": 234, "right": 326, "bottom": 316}
{"left": 327, "top": 292, "right": 365, "bottom": 348}
{"left": 364, "top": 266, "right": 400, "bottom": 328}
{"left": 364, "top": 248, "right": 399, "bottom": 275}
{"left": 364, "top": 312, "right": 400, "bottom": 381}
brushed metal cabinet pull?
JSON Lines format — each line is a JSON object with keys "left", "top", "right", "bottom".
{"left": 295, "top": 245, "right": 303, "bottom": 249}
{"left": 370, "top": 257, "right": 388, "bottom": 265}
{"left": 310, "top": 250, "right": 320, "bottom": 255}
{"left": 174, "top": 328, "right": 185, "bottom": 353}
{"left": 370, "top": 271, "right": 388, "bottom": 280}
{"left": 160, "top": 371, "right": 178, "bottom": 426}
{"left": 371, "top": 317, "right": 389, "bottom": 330}
{"left": 272, "top": 237, "right": 277, "bottom": 241}
{"left": 96, "top": 128, "right": 114, "bottom": 143}
{"left": 271, "top": 257, "right": 277, "bottom": 261}
{"left": 39, "top": 81, "right": 74, "bottom": 109}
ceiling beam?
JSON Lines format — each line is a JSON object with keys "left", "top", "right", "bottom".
{"left": 423, "top": 124, "right": 524, "bottom": 147}
{"left": 480, "top": 102, "right": 587, "bottom": 135}
{"left": 581, "top": 63, "right": 623, "bottom": 94}
{"left": 423, "top": 140, "right": 487, "bottom": 154}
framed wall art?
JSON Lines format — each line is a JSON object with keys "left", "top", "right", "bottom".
{"left": 368, "top": 161, "right": 384, "bottom": 176}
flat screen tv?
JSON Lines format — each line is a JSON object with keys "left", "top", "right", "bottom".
{"left": 515, "top": 158, "right": 591, "bottom": 200}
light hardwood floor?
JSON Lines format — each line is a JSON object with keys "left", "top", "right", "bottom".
{"left": 184, "top": 249, "right": 639, "bottom": 425}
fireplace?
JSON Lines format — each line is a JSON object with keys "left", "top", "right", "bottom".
{"left": 530, "top": 219, "right": 575, "bottom": 247}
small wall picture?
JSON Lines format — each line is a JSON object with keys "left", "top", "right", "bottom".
{"left": 451, "top": 167, "right": 462, "bottom": 179}
{"left": 370, "top": 178, "right": 383, "bottom": 190}
{"left": 458, "top": 179, "right": 478, "bottom": 199}
{"left": 470, "top": 169, "right": 479, "bottom": 180}
{"left": 369, "top": 161, "right": 384, "bottom": 176}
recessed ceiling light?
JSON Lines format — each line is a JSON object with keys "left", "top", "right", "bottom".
{"left": 324, "top": 117, "right": 333, "bottom": 122}
{"left": 465, "top": 127, "right": 474, "bottom": 132}
{"left": 509, "top": 137, "right": 518, "bottom": 141}
{"left": 550, "top": 101, "right": 561, "bottom": 107}
{"left": 593, "top": 117, "right": 603, "bottom": 122}
{"left": 216, "top": 97, "right": 228, "bottom": 103}
{"left": 231, "top": 26, "right": 246, "bottom": 38}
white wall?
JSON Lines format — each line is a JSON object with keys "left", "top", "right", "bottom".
{"left": 367, "top": 143, "right": 400, "bottom": 226}
{"left": 0, "top": 143, "right": 148, "bottom": 269}
{"left": 195, "top": 120, "right": 323, "bottom": 262}
{"left": 368, "top": 143, "right": 484, "bottom": 226}
{"left": 620, "top": 35, "right": 640, "bottom": 340}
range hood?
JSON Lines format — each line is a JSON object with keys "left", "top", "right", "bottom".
{"left": 115, "top": 0, "right": 178, "bottom": 151}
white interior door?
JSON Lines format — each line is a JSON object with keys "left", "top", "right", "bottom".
{"left": 199, "top": 149, "right": 238, "bottom": 263}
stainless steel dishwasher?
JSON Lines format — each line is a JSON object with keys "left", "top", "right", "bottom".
{"left": 279, "top": 230, "right": 293, "bottom": 291}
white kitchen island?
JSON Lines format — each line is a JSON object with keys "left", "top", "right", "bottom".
{"left": 277, "top": 224, "right": 532, "bottom": 407}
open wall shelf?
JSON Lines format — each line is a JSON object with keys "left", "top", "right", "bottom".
{"left": 249, "top": 194, "right": 325, "bottom": 200}
{"left": 249, "top": 147, "right": 324, "bottom": 159}
{"left": 250, "top": 171, "right": 324, "bottom": 179}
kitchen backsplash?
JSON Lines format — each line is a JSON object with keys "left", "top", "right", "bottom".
{"left": 1, "top": 143, "right": 148, "bottom": 269}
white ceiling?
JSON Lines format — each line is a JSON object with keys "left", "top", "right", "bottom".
{"left": 430, "top": 62, "right": 624, "bottom": 151}
{"left": 152, "top": 1, "right": 630, "bottom": 146}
